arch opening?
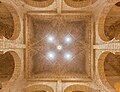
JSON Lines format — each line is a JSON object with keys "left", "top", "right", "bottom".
{"left": 23, "top": 0, "right": 54, "bottom": 8}
{"left": 98, "top": 1, "right": 120, "bottom": 41}
{"left": 104, "top": 52, "right": 120, "bottom": 89}
{"left": 25, "top": 85, "right": 54, "bottom": 92}
{"left": 0, "top": 2, "right": 21, "bottom": 40}
{"left": 98, "top": 51, "right": 120, "bottom": 91}
{"left": 64, "top": 0, "right": 97, "bottom": 8}
{"left": 0, "top": 50, "right": 21, "bottom": 91}
{"left": 64, "top": 85, "right": 100, "bottom": 92}
{"left": 0, "top": 52, "right": 15, "bottom": 82}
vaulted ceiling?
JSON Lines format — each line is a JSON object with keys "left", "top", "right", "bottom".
{"left": 0, "top": 0, "right": 120, "bottom": 92}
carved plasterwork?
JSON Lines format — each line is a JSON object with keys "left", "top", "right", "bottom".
{"left": 0, "top": 0, "right": 120, "bottom": 92}
{"left": 98, "top": 1, "right": 120, "bottom": 42}
{"left": 25, "top": 14, "right": 93, "bottom": 81}
{"left": 98, "top": 51, "right": 120, "bottom": 92}
{"left": 0, "top": 1, "right": 23, "bottom": 92}
{"left": 0, "top": 2, "right": 21, "bottom": 40}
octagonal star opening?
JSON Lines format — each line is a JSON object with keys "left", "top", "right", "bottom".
{"left": 64, "top": 52, "right": 73, "bottom": 61}
{"left": 57, "top": 45, "right": 62, "bottom": 51}
{"left": 26, "top": 15, "right": 91, "bottom": 79}
{"left": 46, "top": 51, "right": 56, "bottom": 61}
{"left": 64, "top": 35, "right": 73, "bottom": 44}
{"left": 46, "top": 35, "right": 55, "bottom": 43}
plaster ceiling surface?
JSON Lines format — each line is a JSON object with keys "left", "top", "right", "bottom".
{"left": 25, "top": 15, "right": 92, "bottom": 80}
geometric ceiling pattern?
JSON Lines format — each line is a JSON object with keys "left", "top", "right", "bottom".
{"left": 0, "top": 0, "right": 120, "bottom": 92}
{"left": 26, "top": 15, "right": 92, "bottom": 79}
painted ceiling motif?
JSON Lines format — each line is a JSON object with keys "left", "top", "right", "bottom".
{"left": 26, "top": 15, "right": 91, "bottom": 79}
{"left": 23, "top": 0, "right": 54, "bottom": 7}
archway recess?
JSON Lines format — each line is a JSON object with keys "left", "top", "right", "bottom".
{"left": 0, "top": 1, "right": 21, "bottom": 40}
{"left": 64, "top": 85, "right": 100, "bottom": 92}
{"left": 0, "top": 51, "right": 21, "bottom": 91}
{"left": 24, "top": 84, "right": 54, "bottom": 92}
{"left": 98, "top": 51, "right": 120, "bottom": 92}
{"left": 64, "top": 0, "right": 97, "bottom": 8}
{"left": 0, "top": 52, "right": 15, "bottom": 83}
{"left": 98, "top": 1, "right": 120, "bottom": 41}
{"left": 22, "top": 0, "right": 54, "bottom": 8}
